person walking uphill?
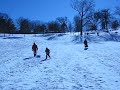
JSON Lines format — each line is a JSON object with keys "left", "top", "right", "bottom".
{"left": 32, "top": 42, "right": 38, "bottom": 57}
{"left": 84, "top": 39, "right": 88, "bottom": 50}
{"left": 45, "top": 47, "right": 51, "bottom": 60}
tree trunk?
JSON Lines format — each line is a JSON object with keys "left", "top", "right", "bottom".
{"left": 80, "top": 19, "right": 83, "bottom": 36}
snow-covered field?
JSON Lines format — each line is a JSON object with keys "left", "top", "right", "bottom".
{"left": 0, "top": 31, "right": 120, "bottom": 90}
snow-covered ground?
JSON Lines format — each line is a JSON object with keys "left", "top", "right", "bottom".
{"left": 0, "top": 30, "right": 120, "bottom": 90}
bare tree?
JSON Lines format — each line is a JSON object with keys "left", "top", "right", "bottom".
{"left": 56, "top": 17, "right": 68, "bottom": 33}
{"left": 71, "top": 0, "right": 95, "bottom": 36}
{"left": 68, "top": 22, "right": 73, "bottom": 33}
{"left": 16, "top": 17, "right": 31, "bottom": 37}
{"left": 56, "top": 17, "right": 68, "bottom": 25}
{"left": 74, "top": 15, "right": 81, "bottom": 32}
{"left": 115, "top": 6, "right": 120, "bottom": 16}
{"left": 48, "top": 21, "right": 61, "bottom": 33}
{"left": 0, "top": 13, "right": 16, "bottom": 36}
{"left": 115, "top": 6, "right": 120, "bottom": 25}
{"left": 100, "top": 9, "right": 111, "bottom": 31}
{"left": 111, "top": 20, "right": 119, "bottom": 30}
{"left": 88, "top": 11, "right": 101, "bottom": 31}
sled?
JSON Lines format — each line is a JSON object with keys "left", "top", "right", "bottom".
{"left": 84, "top": 47, "right": 88, "bottom": 50}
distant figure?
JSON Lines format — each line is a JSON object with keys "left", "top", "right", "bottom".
{"left": 45, "top": 47, "right": 51, "bottom": 60}
{"left": 97, "top": 32, "right": 99, "bottom": 36}
{"left": 87, "top": 33, "right": 89, "bottom": 35}
{"left": 32, "top": 42, "right": 38, "bottom": 57}
{"left": 97, "top": 31, "right": 99, "bottom": 36}
{"left": 84, "top": 39, "right": 88, "bottom": 50}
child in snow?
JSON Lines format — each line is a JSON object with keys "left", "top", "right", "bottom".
{"left": 32, "top": 42, "right": 38, "bottom": 57}
{"left": 45, "top": 47, "right": 51, "bottom": 60}
{"left": 84, "top": 39, "right": 88, "bottom": 50}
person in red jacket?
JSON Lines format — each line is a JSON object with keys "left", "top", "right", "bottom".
{"left": 32, "top": 42, "right": 38, "bottom": 57}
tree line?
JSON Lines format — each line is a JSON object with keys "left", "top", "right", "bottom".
{"left": 71, "top": 0, "right": 120, "bottom": 36}
{"left": 0, "top": 0, "right": 120, "bottom": 35}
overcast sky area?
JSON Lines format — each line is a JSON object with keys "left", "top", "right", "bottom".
{"left": 0, "top": 0, "right": 120, "bottom": 22}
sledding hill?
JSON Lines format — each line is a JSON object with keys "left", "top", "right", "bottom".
{"left": 0, "top": 30, "right": 120, "bottom": 90}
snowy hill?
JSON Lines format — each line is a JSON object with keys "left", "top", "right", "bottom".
{"left": 0, "top": 30, "right": 120, "bottom": 90}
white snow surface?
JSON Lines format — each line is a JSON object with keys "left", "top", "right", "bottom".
{"left": 0, "top": 30, "right": 120, "bottom": 90}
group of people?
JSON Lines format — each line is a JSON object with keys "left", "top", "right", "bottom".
{"left": 32, "top": 42, "right": 51, "bottom": 60}
{"left": 32, "top": 39, "right": 88, "bottom": 59}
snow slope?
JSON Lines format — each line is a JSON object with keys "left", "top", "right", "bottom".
{"left": 0, "top": 31, "right": 120, "bottom": 90}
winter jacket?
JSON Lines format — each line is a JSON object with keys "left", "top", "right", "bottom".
{"left": 32, "top": 43, "right": 38, "bottom": 52}
{"left": 84, "top": 40, "right": 88, "bottom": 47}
{"left": 45, "top": 48, "right": 50, "bottom": 54}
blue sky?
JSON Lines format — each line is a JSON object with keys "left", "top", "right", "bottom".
{"left": 0, "top": 0, "right": 119, "bottom": 22}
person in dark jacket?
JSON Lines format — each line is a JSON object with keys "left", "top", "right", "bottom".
{"left": 84, "top": 39, "right": 88, "bottom": 50}
{"left": 45, "top": 47, "right": 51, "bottom": 60}
{"left": 32, "top": 42, "right": 38, "bottom": 57}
